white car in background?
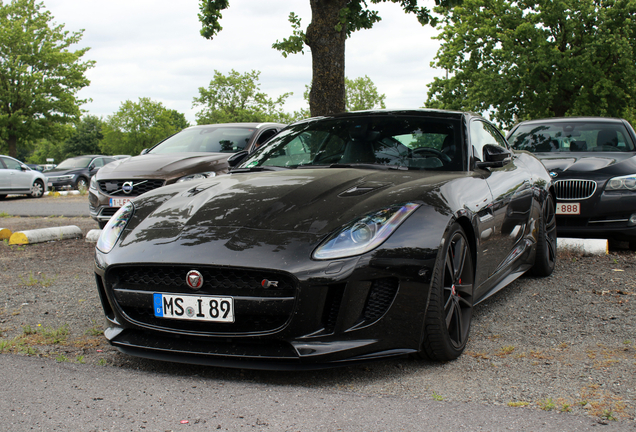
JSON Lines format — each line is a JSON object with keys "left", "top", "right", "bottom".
{"left": 0, "top": 155, "right": 47, "bottom": 199}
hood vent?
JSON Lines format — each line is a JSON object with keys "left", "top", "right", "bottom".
{"left": 339, "top": 181, "right": 391, "bottom": 197}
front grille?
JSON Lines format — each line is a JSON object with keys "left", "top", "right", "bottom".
{"left": 554, "top": 179, "right": 597, "bottom": 200}
{"left": 98, "top": 179, "right": 165, "bottom": 197}
{"left": 105, "top": 265, "right": 297, "bottom": 333}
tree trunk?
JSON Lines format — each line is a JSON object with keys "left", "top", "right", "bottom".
{"left": 7, "top": 135, "right": 18, "bottom": 158}
{"left": 306, "top": 0, "right": 348, "bottom": 117}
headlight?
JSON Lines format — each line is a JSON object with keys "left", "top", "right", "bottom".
{"left": 49, "top": 174, "right": 74, "bottom": 181}
{"left": 606, "top": 174, "right": 636, "bottom": 191}
{"left": 96, "top": 201, "right": 134, "bottom": 253}
{"left": 176, "top": 172, "right": 216, "bottom": 183}
{"left": 90, "top": 176, "right": 97, "bottom": 190}
{"left": 313, "top": 203, "right": 420, "bottom": 260}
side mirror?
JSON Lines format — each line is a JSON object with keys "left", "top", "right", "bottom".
{"left": 227, "top": 150, "right": 249, "bottom": 168}
{"left": 140, "top": 148, "right": 149, "bottom": 155}
{"left": 476, "top": 144, "right": 512, "bottom": 169}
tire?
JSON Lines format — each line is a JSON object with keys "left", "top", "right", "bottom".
{"left": 529, "top": 193, "right": 557, "bottom": 277}
{"left": 419, "top": 223, "right": 474, "bottom": 361}
{"left": 30, "top": 179, "right": 45, "bottom": 198}
{"left": 75, "top": 177, "right": 88, "bottom": 191}
{"left": 0, "top": 194, "right": 6, "bottom": 200}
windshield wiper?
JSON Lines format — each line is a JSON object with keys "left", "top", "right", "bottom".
{"left": 328, "top": 163, "right": 408, "bottom": 171}
{"left": 230, "top": 166, "right": 289, "bottom": 173}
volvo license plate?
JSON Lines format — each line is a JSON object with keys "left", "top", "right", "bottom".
{"left": 153, "top": 293, "right": 234, "bottom": 322}
{"left": 109, "top": 198, "right": 131, "bottom": 207}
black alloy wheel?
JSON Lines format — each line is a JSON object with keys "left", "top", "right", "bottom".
{"left": 419, "top": 223, "right": 474, "bottom": 361}
{"left": 529, "top": 193, "right": 557, "bottom": 277}
{"left": 30, "top": 179, "right": 45, "bottom": 198}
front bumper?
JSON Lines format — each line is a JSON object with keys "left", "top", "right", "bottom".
{"left": 556, "top": 190, "right": 636, "bottom": 241}
{"left": 94, "top": 248, "right": 437, "bottom": 369}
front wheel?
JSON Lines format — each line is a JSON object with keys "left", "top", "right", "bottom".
{"left": 75, "top": 177, "right": 88, "bottom": 190}
{"left": 529, "top": 193, "right": 556, "bottom": 277}
{"left": 30, "top": 179, "right": 45, "bottom": 198}
{"left": 419, "top": 223, "right": 474, "bottom": 361}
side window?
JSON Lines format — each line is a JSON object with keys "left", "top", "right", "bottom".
{"left": 2, "top": 157, "right": 21, "bottom": 170}
{"left": 254, "top": 129, "right": 278, "bottom": 148}
{"left": 470, "top": 120, "right": 507, "bottom": 160}
{"left": 0, "top": 157, "right": 7, "bottom": 169}
{"left": 92, "top": 158, "right": 104, "bottom": 168}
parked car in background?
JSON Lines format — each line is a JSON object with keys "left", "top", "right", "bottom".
{"left": 94, "top": 109, "right": 556, "bottom": 369}
{"left": 26, "top": 164, "right": 44, "bottom": 172}
{"left": 507, "top": 117, "right": 636, "bottom": 248}
{"left": 113, "top": 155, "right": 131, "bottom": 160}
{"left": 89, "top": 122, "right": 284, "bottom": 228}
{"left": 45, "top": 155, "right": 116, "bottom": 191}
{"left": 0, "top": 155, "right": 47, "bottom": 199}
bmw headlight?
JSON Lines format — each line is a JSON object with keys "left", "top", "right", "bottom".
{"left": 313, "top": 203, "right": 420, "bottom": 260}
{"left": 96, "top": 201, "right": 134, "bottom": 253}
{"left": 176, "top": 172, "right": 216, "bottom": 183}
{"left": 606, "top": 174, "right": 636, "bottom": 191}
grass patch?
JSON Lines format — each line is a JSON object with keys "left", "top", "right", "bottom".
{"left": 19, "top": 271, "right": 55, "bottom": 287}
{"left": 508, "top": 401, "right": 530, "bottom": 407}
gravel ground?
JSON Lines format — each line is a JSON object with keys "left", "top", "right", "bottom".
{"left": 1, "top": 215, "right": 636, "bottom": 427}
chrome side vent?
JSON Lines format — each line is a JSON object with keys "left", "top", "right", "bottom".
{"left": 554, "top": 179, "right": 597, "bottom": 200}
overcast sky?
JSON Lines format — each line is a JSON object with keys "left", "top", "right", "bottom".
{"left": 44, "top": 0, "right": 443, "bottom": 124}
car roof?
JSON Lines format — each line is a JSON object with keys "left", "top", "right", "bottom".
{"left": 513, "top": 116, "right": 627, "bottom": 126}
{"left": 187, "top": 122, "right": 286, "bottom": 130}
{"left": 289, "top": 109, "right": 482, "bottom": 125}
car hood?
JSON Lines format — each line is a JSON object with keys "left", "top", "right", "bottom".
{"left": 536, "top": 152, "right": 636, "bottom": 176}
{"left": 96, "top": 153, "right": 231, "bottom": 180}
{"left": 44, "top": 167, "right": 85, "bottom": 176}
{"left": 122, "top": 168, "right": 461, "bottom": 241}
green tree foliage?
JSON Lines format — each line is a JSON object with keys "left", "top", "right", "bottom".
{"left": 346, "top": 75, "right": 386, "bottom": 111}
{"left": 0, "top": 0, "right": 94, "bottom": 157}
{"left": 100, "top": 98, "right": 190, "bottom": 156}
{"left": 61, "top": 115, "right": 105, "bottom": 157}
{"left": 192, "top": 69, "right": 293, "bottom": 125}
{"left": 426, "top": 0, "right": 636, "bottom": 128}
{"left": 198, "top": 1, "right": 456, "bottom": 117}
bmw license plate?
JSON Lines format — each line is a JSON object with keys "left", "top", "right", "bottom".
{"left": 153, "top": 293, "right": 234, "bottom": 322}
{"left": 556, "top": 202, "right": 580, "bottom": 215}
{"left": 109, "top": 198, "right": 131, "bottom": 207}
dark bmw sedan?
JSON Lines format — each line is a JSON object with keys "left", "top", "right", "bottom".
{"left": 507, "top": 117, "right": 636, "bottom": 248}
{"left": 94, "top": 109, "right": 556, "bottom": 369}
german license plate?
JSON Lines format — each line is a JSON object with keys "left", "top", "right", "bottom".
{"left": 109, "top": 197, "right": 131, "bottom": 207}
{"left": 153, "top": 293, "right": 234, "bottom": 322}
{"left": 556, "top": 202, "right": 580, "bottom": 215}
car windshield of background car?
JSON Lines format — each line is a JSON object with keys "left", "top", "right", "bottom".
{"left": 149, "top": 127, "right": 256, "bottom": 154}
{"left": 509, "top": 122, "right": 636, "bottom": 153}
{"left": 240, "top": 116, "right": 463, "bottom": 171}
{"left": 55, "top": 157, "right": 93, "bottom": 169}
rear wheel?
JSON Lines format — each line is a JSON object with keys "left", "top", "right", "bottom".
{"left": 529, "top": 193, "right": 556, "bottom": 277}
{"left": 419, "top": 223, "right": 474, "bottom": 361}
{"left": 30, "top": 180, "right": 45, "bottom": 198}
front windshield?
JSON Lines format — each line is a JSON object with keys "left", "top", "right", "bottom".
{"left": 509, "top": 122, "right": 636, "bottom": 153}
{"left": 56, "top": 157, "right": 92, "bottom": 169}
{"left": 150, "top": 126, "right": 255, "bottom": 154}
{"left": 240, "top": 116, "right": 463, "bottom": 171}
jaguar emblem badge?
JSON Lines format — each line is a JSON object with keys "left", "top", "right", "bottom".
{"left": 186, "top": 270, "right": 203, "bottom": 290}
